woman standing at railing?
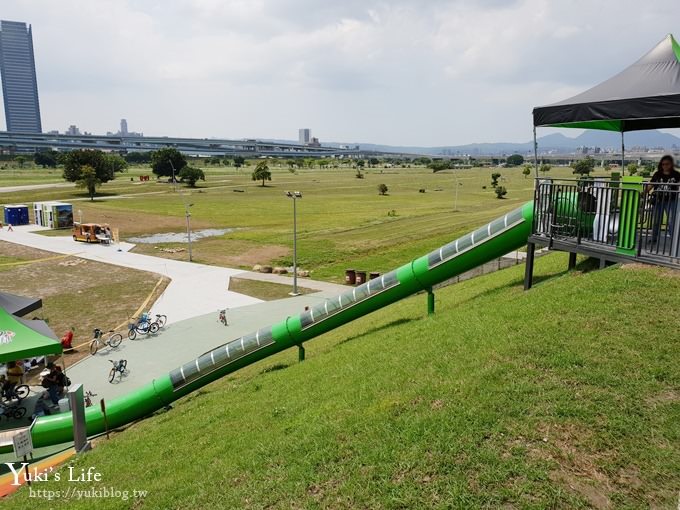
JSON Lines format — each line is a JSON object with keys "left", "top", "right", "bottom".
{"left": 647, "top": 155, "right": 680, "bottom": 244}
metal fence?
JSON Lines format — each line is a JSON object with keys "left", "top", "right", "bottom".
{"left": 532, "top": 177, "right": 680, "bottom": 266}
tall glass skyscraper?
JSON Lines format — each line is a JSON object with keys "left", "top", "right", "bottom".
{"left": 0, "top": 20, "right": 42, "bottom": 133}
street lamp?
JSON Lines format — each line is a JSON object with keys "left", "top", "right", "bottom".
{"left": 169, "top": 160, "right": 177, "bottom": 192}
{"left": 285, "top": 191, "right": 302, "bottom": 295}
{"left": 180, "top": 192, "right": 194, "bottom": 262}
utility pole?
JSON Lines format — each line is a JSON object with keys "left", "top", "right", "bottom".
{"left": 285, "top": 191, "right": 302, "bottom": 295}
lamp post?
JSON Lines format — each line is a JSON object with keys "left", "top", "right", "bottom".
{"left": 285, "top": 191, "right": 302, "bottom": 295}
{"left": 180, "top": 192, "right": 193, "bottom": 262}
{"left": 169, "top": 160, "right": 177, "bottom": 192}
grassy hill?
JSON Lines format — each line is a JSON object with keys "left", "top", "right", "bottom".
{"left": 8, "top": 253, "right": 680, "bottom": 509}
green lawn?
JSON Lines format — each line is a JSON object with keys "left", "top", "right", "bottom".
{"left": 2, "top": 163, "right": 591, "bottom": 282}
{"left": 6, "top": 253, "right": 680, "bottom": 508}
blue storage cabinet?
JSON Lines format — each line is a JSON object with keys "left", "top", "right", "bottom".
{"left": 3, "top": 204, "right": 30, "bottom": 225}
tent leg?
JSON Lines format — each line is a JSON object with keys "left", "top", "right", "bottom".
{"left": 621, "top": 132, "right": 625, "bottom": 176}
{"left": 533, "top": 126, "right": 539, "bottom": 178}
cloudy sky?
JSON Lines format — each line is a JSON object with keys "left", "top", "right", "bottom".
{"left": 1, "top": 0, "right": 679, "bottom": 145}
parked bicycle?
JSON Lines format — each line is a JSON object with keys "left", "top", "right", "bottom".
{"left": 218, "top": 309, "right": 228, "bottom": 326}
{"left": 0, "top": 401, "right": 27, "bottom": 420}
{"left": 127, "top": 314, "right": 158, "bottom": 340}
{"left": 108, "top": 359, "right": 128, "bottom": 383}
{"left": 153, "top": 314, "right": 167, "bottom": 329}
{"left": 90, "top": 328, "right": 123, "bottom": 355}
{"left": 84, "top": 390, "right": 96, "bottom": 407}
{"left": 1, "top": 382, "right": 30, "bottom": 403}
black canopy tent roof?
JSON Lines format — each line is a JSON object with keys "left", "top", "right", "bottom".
{"left": 0, "top": 291, "right": 42, "bottom": 317}
{"left": 531, "top": 34, "right": 680, "bottom": 173}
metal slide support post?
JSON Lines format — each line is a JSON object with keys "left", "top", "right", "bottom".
{"left": 427, "top": 287, "right": 435, "bottom": 315}
{"left": 533, "top": 126, "right": 539, "bottom": 178}
{"left": 524, "top": 242, "right": 536, "bottom": 290}
{"left": 298, "top": 344, "right": 305, "bottom": 362}
{"left": 568, "top": 251, "right": 577, "bottom": 270}
{"left": 68, "top": 384, "right": 90, "bottom": 453}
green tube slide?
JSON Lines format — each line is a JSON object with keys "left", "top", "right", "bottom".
{"left": 13, "top": 201, "right": 535, "bottom": 452}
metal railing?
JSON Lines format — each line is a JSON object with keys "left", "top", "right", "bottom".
{"left": 532, "top": 177, "right": 680, "bottom": 266}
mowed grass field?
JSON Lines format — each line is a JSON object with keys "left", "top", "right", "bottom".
{"left": 2, "top": 163, "right": 586, "bottom": 282}
{"left": 6, "top": 254, "right": 680, "bottom": 509}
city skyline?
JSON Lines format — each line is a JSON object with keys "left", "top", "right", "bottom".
{"left": 0, "top": 2, "right": 680, "bottom": 146}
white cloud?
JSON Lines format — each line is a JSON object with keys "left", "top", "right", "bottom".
{"left": 0, "top": 0, "right": 679, "bottom": 144}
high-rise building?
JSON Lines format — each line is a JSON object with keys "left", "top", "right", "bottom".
{"left": 0, "top": 20, "right": 42, "bottom": 132}
{"left": 299, "top": 128, "right": 311, "bottom": 145}
{"left": 120, "top": 118, "right": 128, "bottom": 135}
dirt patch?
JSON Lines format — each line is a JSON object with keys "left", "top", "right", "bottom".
{"left": 506, "top": 423, "right": 614, "bottom": 509}
{"left": 221, "top": 245, "right": 289, "bottom": 267}
{"left": 0, "top": 240, "right": 169, "bottom": 367}
{"left": 645, "top": 389, "right": 680, "bottom": 407}
{"left": 620, "top": 263, "right": 680, "bottom": 278}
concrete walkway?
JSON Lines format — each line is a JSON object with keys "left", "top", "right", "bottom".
{"left": 0, "top": 182, "right": 74, "bottom": 193}
{"left": 0, "top": 225, "right": 262, "bottom": 324}
{"left": 66, "top": 292, "right": 335, "bottom": 401}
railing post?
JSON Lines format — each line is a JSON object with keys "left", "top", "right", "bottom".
{"left": 524, "top": 242, "right": 536, "bottom": 290}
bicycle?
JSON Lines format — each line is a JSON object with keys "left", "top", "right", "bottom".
{"left": 153, "top": 314, "right": 167, "bottom": 329}
{"left": 218, "top": 309, "right": 228, "bottom": 326}
{"left": 84, "top": 390, "right": 96, "bottom": 407}
{"left": 0, "top": 401, "right": 27, "bottom": 420}
{"left": 1, "top": 383, "right": 30, "bottom": 403}
{"left": 127, "top": 314, "right": 158, "bottom": 340}
{"left": 90, "top": 328, "right": 123, "bottom": 355}
{"left": 108, "top": 359, "right": 128, "bottom": 383}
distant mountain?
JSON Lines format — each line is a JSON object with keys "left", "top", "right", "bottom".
{"left": 265, "top": 130, "right": 680, "bottom": 156}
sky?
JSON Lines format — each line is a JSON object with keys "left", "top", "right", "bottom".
{"left": 1, "top": 0, "right": 679, "bottom": 146}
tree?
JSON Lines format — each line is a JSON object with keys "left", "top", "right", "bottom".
{"left": 428, "top": 161, "right": 450, "bottom": 172}
{"left": 356, "top": 160, "right": 365, "bottom": 169}
{"left": 150, "top": 148, "right": 187, "bottom": 178}
{"left": 251, "top": 161, "right": 271, "bottom": 186}
{"left": 369, "top": 157, "right": 380, "bottom": 167}
{"left": 63, "top": 149, "right": 123, "bottom": 186}
{"left": 626, "top": 162, "right": 638, "bottom": 176}
{"left": 233, "top": 156, "right": 245, "bottom": 169}
{"left": 355, "top": 169, "right": 364, "bottom": 179}
{"left": 640, "top": 163, "right": 654, "bottom": 178}
{"left": 34, "top": 150, "right": 58, "bottom": 168}
{"left": 124, "top": 151, "right": 152, "bottom": 164}
{"left": 378, "top": 183, "right": 389, "bottom": 195}
{"left": 491, "top": 172, "right": 501, "bottom": 188}
{"left": 287, "top": 160, "right": 297, "bottom": 172}
{"left": 506, "top": 154, "right": 524, "bottom": 166}
{"left": 522, "top": 164, "right": 532, "bottom": 178}
{"left": 15, "top": 156, "right": 26, "bottom": 168}
{"left": 105, "top": 153, "right": 128, "bottom": 174}
{"left": 539, "top": 163, "right": 551, "bottom": 174}
{"left": 179, "top": 166, "right": 206, "bottom": 187}
{"left": 223, "top": 158, "right": 231, "bottom": 167}
{"left": 572, "top": 156, "right": 596, "bottom": 177}
{"left": 494, "top": 185, "right": 508, "bottom": 199}
{"left": 76, "top": 165, "right": 101, "bottom": 201}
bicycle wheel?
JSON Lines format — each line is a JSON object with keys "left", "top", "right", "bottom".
{"left": 156, "top": 315, "right": 167, "bottom": 328}
{"left": 12, "top": 407, "right": 26, "bottom": 419}
{"left": 137, "top": 322, "right": 150, "bottom": 334}
{"left": 149, "top": 322, "right": 159, "bottom": 334}
{"left": 13, "top": 385, "right": 29, "bottom": 401}
{"left": 108, "top": 333, "right": 123, "bottom": 348}
{"left": 90, "top": 339, "right": 99, "bottom": 355}
{"left": 128, "top": 328, "right": 137, "bottom": 340}
{"left": 108, "top": 368, "right": 116, "bottom": 383}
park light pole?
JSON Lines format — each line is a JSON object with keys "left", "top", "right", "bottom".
{"left": 180, "top": 192, "right": 193, "bottom": 262}
{"left": 285, "top": 191, "right": 302, "bottom": 295}
{"left": 169, "top": 160, "right": 177, "bottom": 192}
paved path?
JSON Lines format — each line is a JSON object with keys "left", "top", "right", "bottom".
{"left": 0, "top": 226, "right": 262, "bottom": 324}
{"left": 0, "top": 182, "right": 74, "bottom": 193}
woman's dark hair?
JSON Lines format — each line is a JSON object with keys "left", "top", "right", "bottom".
{"left": 657, "top": 154, "right": 675, "bottom": 173}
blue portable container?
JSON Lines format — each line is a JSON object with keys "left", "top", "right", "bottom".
{"left": 3, "top": 204, "right": 30, "bottom": 225}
